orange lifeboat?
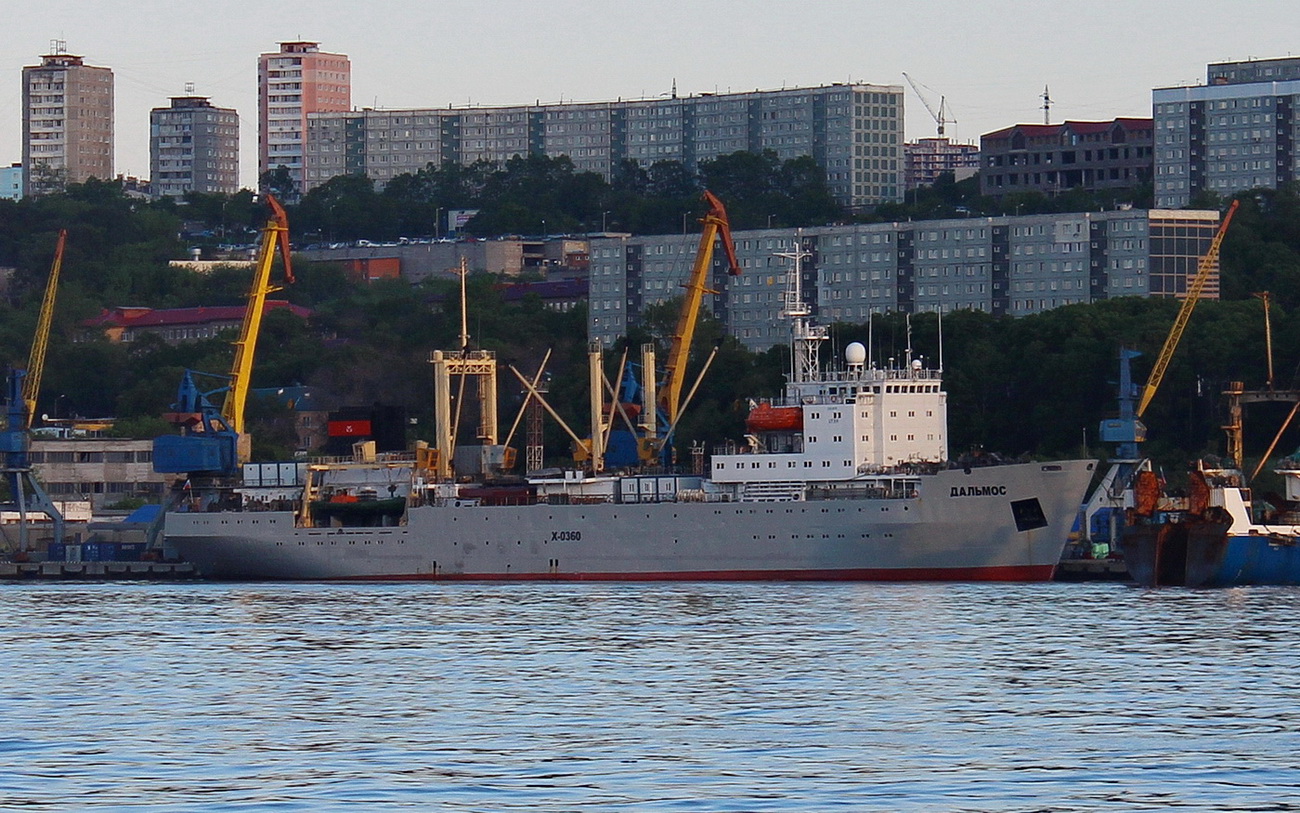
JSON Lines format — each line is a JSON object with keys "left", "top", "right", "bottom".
{"left": 746, "top": 403, "right": 803, "bottom": 433}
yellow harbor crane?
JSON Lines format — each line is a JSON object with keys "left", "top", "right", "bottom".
{"left": 2, "top": 229, "right": 69, "bottom": 552}
{"left": 223, "top": 195, "right": 294, "bottom": 443}
{"left": 1135, "top": 200, "right": 1238, "bottom": 418}
{"left": 658, "top": 190, "right": 741, "bottom": 428}
{"left": 154, "top": 195, "right": 295, "bottom": 479}
{"left": 22, "top": 228, "right": 66, "bottom": 429}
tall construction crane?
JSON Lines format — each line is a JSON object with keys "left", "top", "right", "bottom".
{"left": 154, "top": 196, "right": 294, "bottom": 481}
{"left": 658, "top": 190, "right": 741, "bottom": 429}
{"left": 903, "top": 73, "right": 953, "bottom": 138}
{"left": 1135, "top": 199, "right": 1239, "bottom": 418}
{"left": 2, "top": 229, "right": 69, "bottom": 552}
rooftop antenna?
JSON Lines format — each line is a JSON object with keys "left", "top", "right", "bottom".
{"left": 50, "top": 39, "right": 67, "bottom": 55}
{"left": 671, "top": 78, "right": 678, "bottom": 99}
{"left": 1042, "top": 85, "right": 1052, "bottom": 125}
{"left": 184, "top": 82, "right": 196, "bottom": 95}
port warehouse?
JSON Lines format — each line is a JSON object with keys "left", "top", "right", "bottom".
{"left": 25, "top": 438, "right": 173, "bottom": 510}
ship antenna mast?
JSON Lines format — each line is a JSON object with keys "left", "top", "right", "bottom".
{"left": 457, "top": 256, "right": 469, "bottom": 350}
{"left": 775, "top": 230, "right": 827, "bottom": 383}
{"left": 937, "top": 308, "right": 944, "bottom": 373}
{"left": 905, "top": 313, "right": 913, "bottom": 368}
{"left": 867, "top": 311, "right": 874, "bottom": 368}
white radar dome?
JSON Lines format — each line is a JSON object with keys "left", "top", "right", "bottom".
{"left": 911, "top": 359, "right": 923, "bottom": 370}
{"left": 845, "top": 342, "right": 867, "bottom": 365}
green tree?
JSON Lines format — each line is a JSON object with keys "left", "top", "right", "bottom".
{"left": 260, "top": 165, "right": 299, "bottom": 202}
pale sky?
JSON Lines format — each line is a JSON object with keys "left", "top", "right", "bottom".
{"left": 3, "top": 0, "right": 1299, "bottom": 190}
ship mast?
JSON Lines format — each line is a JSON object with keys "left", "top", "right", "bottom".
{"left": 775, "top": 230, "right": 828, "bottom": 384}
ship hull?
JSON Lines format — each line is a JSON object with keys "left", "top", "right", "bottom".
{"left": 1123, "top": 523, "right": 1300, "bottom": 587}
{"left": 165, "top": 460, "right": 1093, "bottom": 582}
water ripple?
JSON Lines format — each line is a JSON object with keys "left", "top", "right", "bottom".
{"left": 0, "top": 582, "right": 1298, "bottom": 810}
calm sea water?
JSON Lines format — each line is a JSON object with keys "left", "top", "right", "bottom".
{"left": 0, "top": 582, "right": 1297, "bottom": 811}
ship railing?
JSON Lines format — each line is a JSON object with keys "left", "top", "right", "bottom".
{"left": 803, "top": 368, "right": 942, "bottom": 385}
{"left": 540, "top": 494, "right": 614, "bottom": 505}
{"left": 807, "top": 482, "right": 918, "bottom": 501}
{"left": 308, "top": 452, "right": 418, "bottom": 467}
{"left": 712, "top": 440, "right": 803, "bottom": 456}
{"left": 739, "top": 481, "right": 806, "bottom": 502}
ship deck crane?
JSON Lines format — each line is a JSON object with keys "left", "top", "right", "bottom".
{"left": 154, "top": 196, "right": 294, "bottom": 482}
{"left": 2, "top": 229, "right": 69, "bottom": 553}
{"left": 903, "top": 73, "right": 953, "bottom": 138}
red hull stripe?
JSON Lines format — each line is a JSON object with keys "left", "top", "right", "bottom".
{"left": 325, "top": 564, "right": 1057, "bottom": 583}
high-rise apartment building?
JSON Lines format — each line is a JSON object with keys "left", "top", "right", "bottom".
{"left": 303, "top": 83, "right": 905, "bottom": 208}
{"left": 22, "top": 43, "right": 113, "bottom": 197}
{"left": 903, "top": 138, "right": 980, "bottom": 190}
{"left": 150, "top": 94, "right": 239, "bottom": 198}
{"left": 588, "top": 209, "right": 1220, "bottom": 350}
{"left": 980, "top": 119, "right": 1153, "bottom": 200}
{"left": 258, "top": 41, "right": 350, "bottom": 196}
{"left": 1154, "top": 56, "right": 1300, "bottom": 208}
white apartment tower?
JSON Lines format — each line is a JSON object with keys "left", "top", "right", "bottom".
{"left": 22, "top": 42, "right": 114, "bottom": 197}
{"left": 258, "top": 41, "right": 350, "bottom": 197}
